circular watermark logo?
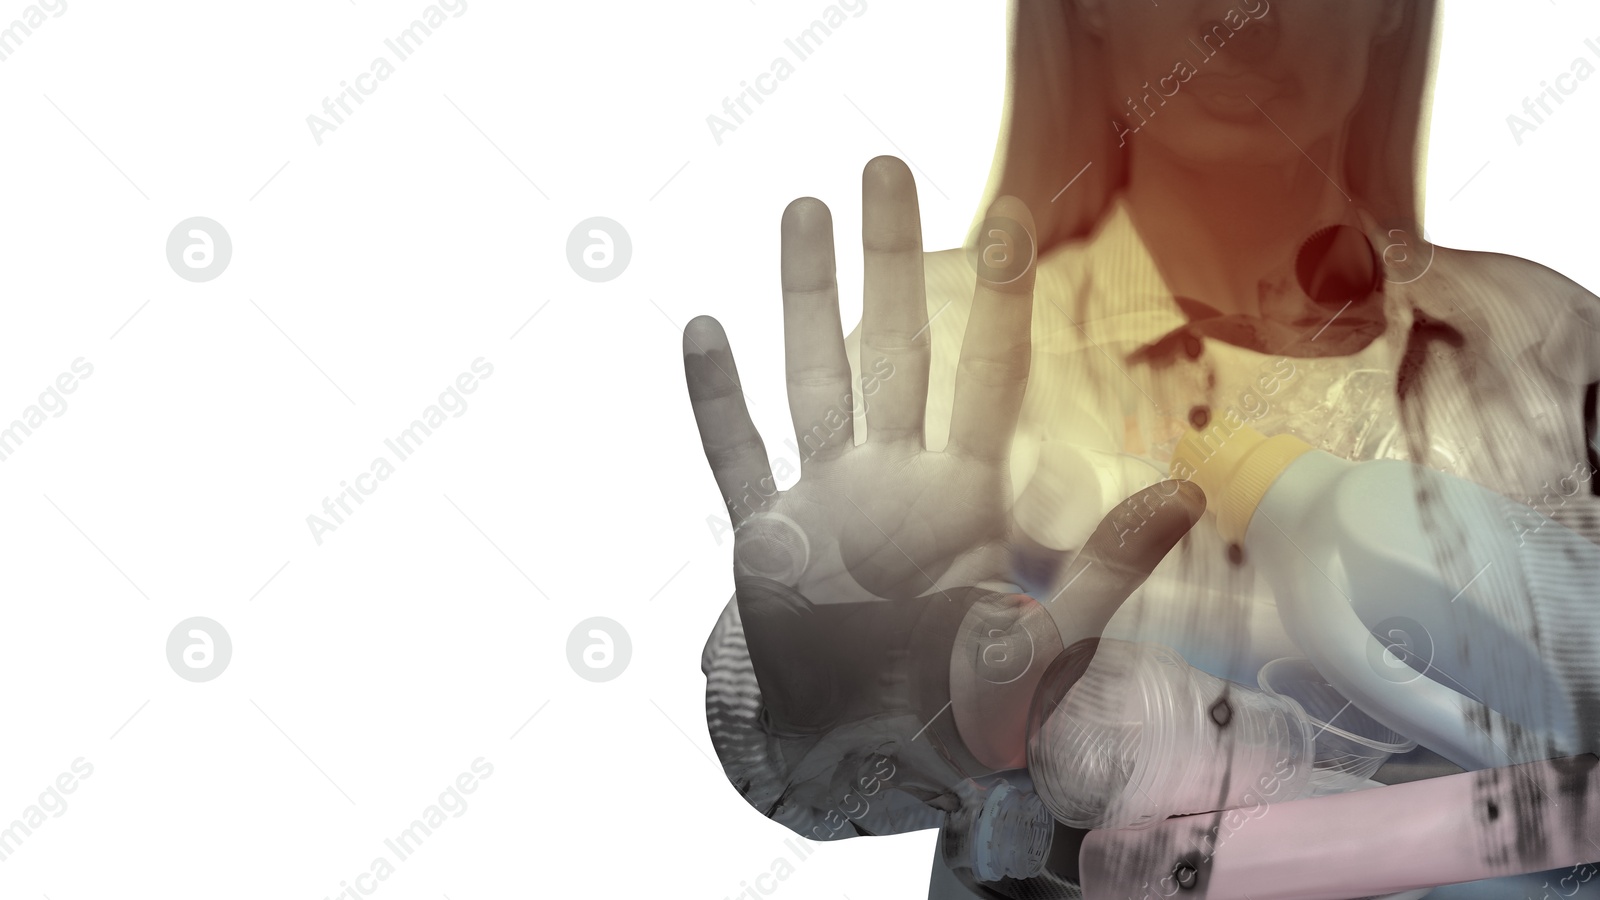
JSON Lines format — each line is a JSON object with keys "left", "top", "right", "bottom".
{"left": 567, "top": 616, "right": 631, "bottom": 682}
{"left": 566, "top": 217, "right": 631, "bottom": 282}
{"left": 967, "top": 604, "right": 1036, "bottom": 686}
{"left": 965, "top": 216, "right": 1035, "bottom": 285}
{"left": 166, "top": 217, "right": 232, "bottom": 282}
{"left": 1367, "top": 615, "right": 1434, "bottom": 684}
{"left": 1375, "top": 218, "right": 1435, "bottom": 286}
{"left": 166, "top": 616, "right": 232, "bottom": 682}
{"left": 733, "top": 511, "right": 810, "bottom": 585}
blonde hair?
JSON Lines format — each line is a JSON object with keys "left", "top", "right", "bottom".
{"left": 972, "top": 0, "right": 1441, "bottom": 253}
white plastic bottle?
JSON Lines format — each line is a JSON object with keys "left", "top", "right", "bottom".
{"left": 1169, "top": 424, "right": 1600, "bottom": 768}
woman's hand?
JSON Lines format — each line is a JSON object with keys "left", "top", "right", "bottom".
{"left": 684, "top": 157, "right": 1034, "bottom": 610}
{"left": 685, "top": 156, "right": 1203, "bottom": 750}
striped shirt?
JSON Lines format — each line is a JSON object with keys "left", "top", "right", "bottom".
{"left": 701, "top": 193, "right": 1600, "bottom": 852}
{"left": 900, "top": 194, "right": 1600, "bottom": 681}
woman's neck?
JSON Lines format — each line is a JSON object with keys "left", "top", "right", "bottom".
{"left": 1122, "top": 138, "right": 1357, "bottom": 318}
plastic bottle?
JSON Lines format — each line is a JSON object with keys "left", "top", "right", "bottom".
{"left": 1169, "top": 423, "right": 1600, "bottom": 767}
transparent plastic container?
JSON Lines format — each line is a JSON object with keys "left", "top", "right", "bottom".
{"left": 1028, "top": 638, "right": 1314, "bottom": 831}
{"left": 1172, "top": 422, "right": 1598, "bottom": 766}
{"left": 1257, "top": 656, "right": 1416, "bottom": 795}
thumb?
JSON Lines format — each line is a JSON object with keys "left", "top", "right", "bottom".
{"left": 1032, "top": 479, "right": 1206, "bottom": 650}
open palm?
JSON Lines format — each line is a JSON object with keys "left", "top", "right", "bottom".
{"left": 684, "top": 158, "right": 1031, "bottom": 609}
{"left": 686, "top": 157, "right": 1203, "bottom": 752}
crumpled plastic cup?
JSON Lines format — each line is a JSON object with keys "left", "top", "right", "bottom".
{"left": 1257, "top": 656, "right": 1417, "bottom": 795}
{"left": 1028, "top": 638, "right": 1314, "bottom": 830}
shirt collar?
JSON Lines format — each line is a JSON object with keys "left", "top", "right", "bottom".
{"left": 1070, "top": 194, "right": 1396, "bottom": 364}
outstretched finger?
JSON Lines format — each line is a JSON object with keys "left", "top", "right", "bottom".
{"left": 947, "top": 196, "right": 1036, "bottom": 462}
{"left": 1035, "top": 480, "right": 1206, "bottom": 650}
{"left": 860, "top": 156, "right": 931, "bottom": 446}
{"left": 684, "top": 315, "right": 776, "bottom": 529}
{"left": 781, "top": 197, "right": 854, "bottom": 466}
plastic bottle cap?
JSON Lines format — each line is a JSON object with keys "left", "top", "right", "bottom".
{"left": 1169, "top": 424, "right": 1313, "bottom": 544}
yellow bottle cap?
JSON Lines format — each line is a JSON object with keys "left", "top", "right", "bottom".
{"left": 1169, "top": 424, "right": 1313, "bottom": 544}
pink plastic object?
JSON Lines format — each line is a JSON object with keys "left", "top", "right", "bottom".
{"left": 1079, "top": 755, "right": 1600, "bottom": 900}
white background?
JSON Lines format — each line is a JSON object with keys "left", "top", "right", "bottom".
{"left": 0, "top": 1, "right": 1597, "bottom": 898}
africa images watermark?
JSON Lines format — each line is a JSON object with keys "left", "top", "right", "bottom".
{"left": 1509, "top": 459, "right": 1597, "bottom": 546}
{"left": 1116, "top": 355, "right": 1301, "bottom": 547}
{"left": 0, "top": 0, "right": 67, "bottom": 63}
{"left": 0, "top": 758, "right": 94, "bottom": 864}
{"left": 720, "top": 754, "right": 896, "bottom": 900}
{"left": 321, "top": 757, "right": 493, "bottom": 900}
{"left": 1111, "top": 0, "right": 1271, "bottom": 147}
{"left": 306, "top": 357, "right": 494, "bottom": 545}
{"left": 1131, "top": 757, "right": 1303, "bottom": 899}
{"left": 705, "top": 0, "right": 868, "bottom": 146}
{"left": 306, "top": 0, "right": 469, "bottom": 146}
{"left": 1505, "top": 36, "right": 1600, "bottom": 146}
{"left": 0, "top": 357, "right": 94, "bottom": 464}
{"left": 722, "top": 835, "right": 817, "bottom": 900}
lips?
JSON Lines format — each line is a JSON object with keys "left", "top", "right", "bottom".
{"left": 1186, "top": 71, "right": 1296, "bottom": 123}
{"left": 1188, "top": 72, "right": 1281, "bottom": 97}
{"left": 1188, "top": 76, "right": 1271, "bottom": 122}
{"left": 1184, "top": 9, "right": 1286, "bottom": 106}
{"left": 1190, "top": 90, "right": 1260, "bottom": 123}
